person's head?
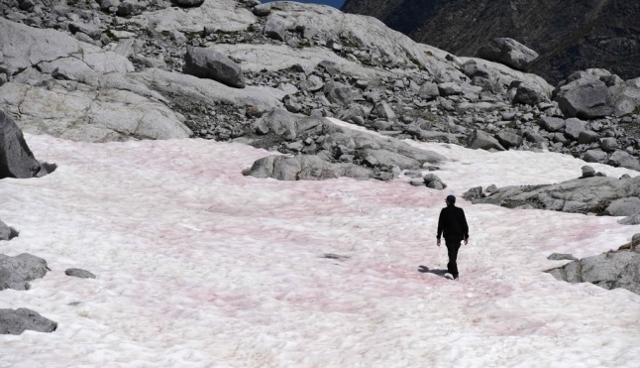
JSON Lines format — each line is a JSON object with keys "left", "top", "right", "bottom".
{"left": 445, "top": 195, "right": 456, "bottom": 207}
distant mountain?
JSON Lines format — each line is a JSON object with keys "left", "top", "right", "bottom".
{"left": 341, "top": 0, "right": 640, "bottom": 82}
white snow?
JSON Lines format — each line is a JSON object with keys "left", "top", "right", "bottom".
{"left": 1, "top": 130, "right": 639, "bottom": 368}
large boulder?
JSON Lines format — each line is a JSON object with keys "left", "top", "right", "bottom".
{"left": 183, "top": 47, "right": 246, "bottom": 88}
{"left": 606, "top": 197, "right": 640, "bottom": 216}
{"left": 0, "top": 253, "right": 49, "bottom": 291}
{"left": 0, "top": 308, "right": 57, "bottom": 335}
{"left": 0, "top": 110, "right": 43, "bottom": 179}
{"left": 476, "top": 38, "right": 539, "bottom": 71}
{"left": 555, "top": 69, "right": 640, "bottom": 119}
{"left": 172, "top": 0, "right": 204, "bottom": 8}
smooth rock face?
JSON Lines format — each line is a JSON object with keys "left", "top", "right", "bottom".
{"left": 0, "top": 220, "right": 19, "bottom": 241}
{"left": 0, "top": 253, "right": 49, "bottom": 291}
{"left": 183, "top": 47, "right": 246, "bottom": 88}
{"left": 0, "top": 110, "right": 42, "bottom": 179}
{"left": 547, "top": 249, "right": 640, "bottom": 295}
{"left": 0, "top": 308, "right": 57, "bottom": 335}
{"left": 65, "top": 268, "right": 97, "bottom": 279}
{"left": 477, "top": 38, "right": 539, "bottom": 71}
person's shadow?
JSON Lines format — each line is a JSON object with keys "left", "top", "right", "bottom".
{"left": 418, "top": 265, "right": 450, "bottom": 279}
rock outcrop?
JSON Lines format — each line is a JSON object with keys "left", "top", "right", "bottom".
{"left": 471, "top": 174, "right": 640, "bottom": 216}
{"left": 547, "top": 238, "right": 640, "bottom": 295}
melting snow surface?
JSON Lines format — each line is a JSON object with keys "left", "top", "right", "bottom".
{"left": 1, "top": 130, "right": 639, "bottom": 368}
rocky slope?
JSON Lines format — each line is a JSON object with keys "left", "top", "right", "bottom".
{"left": 341, "top": 0, "right": 640, "bottom": 83}
{"left": 2, "top": 0, "right": 639, "bottom": 178}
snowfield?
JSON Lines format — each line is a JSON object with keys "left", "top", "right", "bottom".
{"left": 1, "top": 128, "right": 639, "bottom": 368}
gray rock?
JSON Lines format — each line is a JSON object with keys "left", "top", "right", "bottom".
{"left": 183, "top": 47, "right": 246, "bottom": 88}
{"left": 324, "top": 81, "right": 354, "bottom": 106}
{"left": 243, "top": 154, "right": 371, "bottom": 181}
{"left": 555, "top": 75, "right": 613, "bottom": 119}
{"left": 418, "top": 82, "right": 439, "bottom": 100}
{"left": 547, "top": 250, "right": 640, "bottom": 295}
{"left": 599, "top": 137, "right": 618, "bottom": 152}
{"left": 577, "top": 130, "right": 600, "bottom": 144}
{"left": 606, "top": 197, "right": 640, "bottom": 217}
{"left": 463, "top": 186, "right": 484, "bottom": 201}
{"left": 423, "top": 173, "right": 446, "bottom": 190}
{"left": 361, "top": 149, "right": 420, "bottom": 170}
{"left": 173, "top": 0, "right": 205, "bottom": 7}
{"left": 65, "top": 268, "right": 96, "bottom": 279}
{"left": 0, "top": 308, "right": 57, "bottom": 335}
{"left": 474, "top": 175, "right": 640, "bottom": 215}
{"left": 263, "top": 14, "right": 288, "bottom": 41}
{"left": 485, "top": 184, "right": 498, "bottom": 193}
{"left": 539, "top": 116, "right": 566, "bottom": 132}
{"left": 580, "top": 165, "right": 596, "bottom": 178}
{"left": 619, "top": 214, "right": 640, "bottom": 225}
{"left": 467, "top": 129, "right": 505, "bottom": 151}
{"left": 372, "top": 101, "right": 396, "bottom": 121}
{"left": 547, "top": 253, "right": 578, "bottom": 261}
{"left": 0, "top": 110, "right": 44, "bottom": 179}
{"left": 582, "top": 149, "right": 608, "bottom": 163}
{"left": 0, "top": 253, "right": 49, "bottom": 291}
{"left": 496, "top": 131, "right": 522, "bottom": 149}
{"left": 513, "top": 84, "right": 547, "bottom": 105}
{"left": 0, "top": 220, "right": 18, "bottom": 241}
{"left": 608, "top": 150, "right": 640, "bottom": 170}
{"left": 477, "top": 38, "right": 539, "bottom": 71}
{"left": 437, "top": 82, "right": 463, "bottom": 96}
{"left": 563, "top": 118, "right": 587, "bottom": 140}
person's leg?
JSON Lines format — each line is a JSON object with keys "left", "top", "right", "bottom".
{"left": 445, "top": 239, "right": 461, "bottom": 279}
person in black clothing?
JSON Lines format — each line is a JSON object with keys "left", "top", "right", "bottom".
{"left": 436, "top": 195, "right": 469, "bottom": 280}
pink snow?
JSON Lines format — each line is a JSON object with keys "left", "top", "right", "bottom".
{"left": 0, "top": 131, "right": 638, "bottom": 368}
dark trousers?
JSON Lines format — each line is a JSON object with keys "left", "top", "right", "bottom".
{"left": 445, "top": 239, "right": 461, "bottom": 278}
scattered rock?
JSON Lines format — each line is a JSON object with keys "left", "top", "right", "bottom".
{"left": 0, "top": 220, "right": 18, "bottom": 241}
{"left": 183, "top": 47, "right": 246, "bottom": 88}
{"left": 580, "top": 165, "right": 596, "bottom": 178}
{"left": 243, "top": 154, "right": 371, "bottom": 181}
{"left": 423, "top": 173, "right": 446, "bottom": 190}
{"left": 539, "top": 116, "right": 565, "bottom": 132}
{"left": 467, "top": 129, "right": 505, "bottom": 151}
{"left": 463, "top": 186, "right": 484, "bottom": 201}
{"left": 65, "top": 268, "right": 96, "bottom": 279}
{"left": 0, "top": 253, "right": 49, "bottom": 291}
{"left": 0, "top": 308, "right": 57, "bottom": 335}
{"left": 547, "top": 253, "right": 578, "bottom": 261}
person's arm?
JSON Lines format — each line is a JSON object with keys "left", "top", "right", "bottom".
{"left": 436, "top": 209, "right": 444, "bottom": 246}
{"left": 460, "top": 208, "right": 469, "bottom": 244}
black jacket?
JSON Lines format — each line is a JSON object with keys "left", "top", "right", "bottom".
{"left": 437, "top": 205, "right": 469, "bottom": 241}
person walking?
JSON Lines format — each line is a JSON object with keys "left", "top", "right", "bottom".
{"left": 436, "top": 195, "right": 469, "bottom": 280}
